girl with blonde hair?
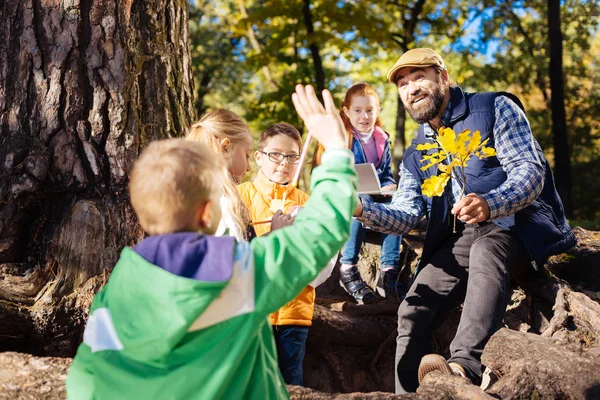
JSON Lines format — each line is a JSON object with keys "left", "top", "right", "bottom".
{"left": 186, "top": 109, "right": 254, "bottom": 241}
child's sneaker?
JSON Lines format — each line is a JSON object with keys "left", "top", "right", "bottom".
{"left": 417, "top": 354, "right": 467, "bottom": 384}
{"left": 339, "top": 266, "right": 377, "bottom": 305}
{"left": 376, "top": 268, "right": 406, "bottom": 301}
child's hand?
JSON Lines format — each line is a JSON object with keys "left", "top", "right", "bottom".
{"left": 291, "top": 85, "right": 347, "bottom": 151}
{"left": 270, "top": 210, "right": 295, "bottom": 232}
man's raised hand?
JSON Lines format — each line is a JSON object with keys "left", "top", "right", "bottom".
{"left": 291, "top": 85, "right": 347, "bottom": 151}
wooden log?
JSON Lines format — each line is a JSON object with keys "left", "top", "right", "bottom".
{"left": 417, "top": 371, "right": 495, "bottom": 400}
{"left": 309, "top": 304, "right": 395, "bottom": 348}
{"left": 482, "top": 328, "right": 600, "bottom": 399}
{"left": 542, "top": 288, "right": 600, "bottom": 345}
{"left": 288, "top": 385, "right": 416, "bottom": 399}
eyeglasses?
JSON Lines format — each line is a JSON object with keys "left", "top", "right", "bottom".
{"left": 258, "top": 151, "right": 302, "bottom": 165}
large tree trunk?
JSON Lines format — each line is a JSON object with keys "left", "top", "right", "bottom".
{"left": 0, "top": 0, "right": 194, "bottom": 356}
{"left": 547, "top": 0, "right": 573, "bottom": 217}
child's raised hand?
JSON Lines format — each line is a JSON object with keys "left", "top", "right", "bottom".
{"left": 291, "top": 85, "right": 347, "bottom": 152}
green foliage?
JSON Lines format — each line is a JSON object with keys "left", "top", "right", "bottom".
{"left": 189, "top": 0, "right": 473, "bottom": 136}
{"left": 416, "top": 127, "right": 496, "bottom": 197}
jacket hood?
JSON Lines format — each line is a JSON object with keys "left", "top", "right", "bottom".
{"left": 133, "top": 232, "right": 235, "bottom": 281}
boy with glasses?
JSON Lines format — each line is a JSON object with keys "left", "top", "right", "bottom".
{"left": 238, "top": 123, "right": 313, "bottom": 386}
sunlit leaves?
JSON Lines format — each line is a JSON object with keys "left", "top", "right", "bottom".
{"left": 418, "top": 127, "right": 496, "bottom": 197}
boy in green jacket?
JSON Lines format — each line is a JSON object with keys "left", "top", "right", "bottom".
{"left": 66, "top": 85, "right": 357, "bottom": 400}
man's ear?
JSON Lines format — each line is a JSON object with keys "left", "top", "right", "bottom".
{"left": 441, "top": 69, "right": 449, "bottom": 85}
{"left": 219, "top": 137, "right": 232, "bottom": 151}
{"left": 195, "top": 201, "right": 213, "bottom": 229}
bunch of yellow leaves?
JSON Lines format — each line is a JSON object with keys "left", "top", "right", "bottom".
{"left": 416, "top": 127, "right": 497, "bottom": 198}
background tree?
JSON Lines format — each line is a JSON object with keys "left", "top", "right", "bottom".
{"left": 302, "top": 0, "right": 325, "bottom": 95}
{"left": 0, "top": 0, "right": 194, "bottom": 355}
{"left": 547, "top": 0, "right": 572, "bottom": 216}
{"left": 189, "top": 1, "right": 246, "bottom": 116}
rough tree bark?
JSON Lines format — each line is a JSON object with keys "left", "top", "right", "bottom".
{"left": 0, "top": 0, "right": 194, "bottom": 356}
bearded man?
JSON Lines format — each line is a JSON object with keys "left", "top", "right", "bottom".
{"left": 353, "top": 48, "right": 576, "bottom": 393}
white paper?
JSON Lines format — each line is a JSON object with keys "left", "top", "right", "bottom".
{"left": 355, "top": 163, "right": 395, "bottom": 195}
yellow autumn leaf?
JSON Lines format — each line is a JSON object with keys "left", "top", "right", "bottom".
{"left": 466, "top": 130, "right": 482, "bottom": 153}
{"left": 420, "top": 151, "right": 447, "bottom": 170}
{"left": 421, "top": 151, "right": 446, "bottom": 162}
{"left": 476, "top": 146, "right": 496, "bottom": 159}
{"left": 420, "top": 162, "right": 437, "bottom": 171}
{"left": 416, "top": 142, "right": 439, "bottom": 151}
{"left": 438, "top": 163, "right": 451, "bottom": 173}
{"left": 437, "top": 127, "right": 458, "bottom": 154}
{"left": 448, "top": 157, "right": 462, "bottom": 169}
{"left": 421, "top": 173, "right": 450, "bottom": 197}
{"left": 456, "top": 129, "right": 471, "bottom": 159}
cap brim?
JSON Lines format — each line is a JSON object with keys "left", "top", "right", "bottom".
{"left": 387, "top": 63, "right": 435, "bottom": 83}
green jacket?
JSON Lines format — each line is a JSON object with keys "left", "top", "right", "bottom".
{"left": 66, "top": 149, "right": 357, "bottom": 399}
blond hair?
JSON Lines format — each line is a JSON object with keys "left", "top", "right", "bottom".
{"left": 129, "top": 139, "right": 222, "bottom": 235}
{"left": 186, "top": 109, "right": 251, "bottom": 239}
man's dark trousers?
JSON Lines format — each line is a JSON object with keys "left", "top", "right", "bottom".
{"left": 395, "top": 222, "right": 529, "bottom": 393}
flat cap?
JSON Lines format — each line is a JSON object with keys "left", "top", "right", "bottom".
{"left": 387, "top": 48, "right": 446, "bottom": 83}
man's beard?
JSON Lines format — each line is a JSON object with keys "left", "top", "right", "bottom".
{"left": 404, "top": 79, "right": 445, "bottom": 124}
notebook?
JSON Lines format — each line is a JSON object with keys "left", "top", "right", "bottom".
{"left": 355, "top": 163, "right": 395, "bottom": 196}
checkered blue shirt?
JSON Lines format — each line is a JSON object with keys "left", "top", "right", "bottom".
{"left": 357, "top": 94, "right": 545, "bottom": 235}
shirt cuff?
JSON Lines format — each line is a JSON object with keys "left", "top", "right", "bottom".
{"left": 356, "top": 197, "right": 376, "bottom": 225}
{"left": 481, "top": 192, "right": 502, "bottom": 220}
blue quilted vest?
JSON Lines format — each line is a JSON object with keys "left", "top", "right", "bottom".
{"left": 403, "top": 86, "right": 576, "bottom": 268}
